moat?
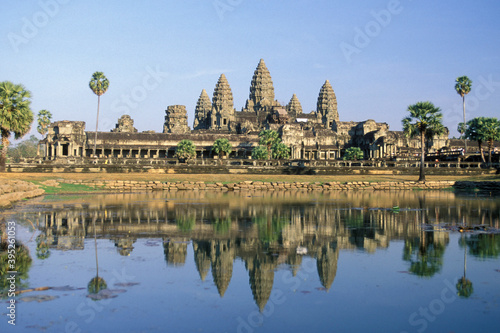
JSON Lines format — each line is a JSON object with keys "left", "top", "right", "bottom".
{"left": 1, "top": 190, "right": 500, "bottom": 333}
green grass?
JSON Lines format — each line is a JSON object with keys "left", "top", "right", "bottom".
{"left": 32, "top": 181, "right": 102, "bottom": 194}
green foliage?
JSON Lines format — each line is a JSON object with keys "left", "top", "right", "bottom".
{"left": 403, "top": 232, "right": 446, "bottom": 278}
{"left": 213, "top": 218, "right": 231, "bottom": 235}
{"left": 251, "top": 145, "right": 269, "bottom": 160}
{"left": 0, "top": 81, "right": 34, "bottom": 170}
{"left": 89, "top": 72, "right": 110, "bottom": 97}
{"left": 343, "top": 147, "right": 364, "bottom": 160}
{"left": 455, "top": 76, "right": 472, "bottom": 98}
{"left": 212, "top": 138, "right": 232, "bottom": 158}
{"left": 36, "top": 234, "right": 50, "bottom": 260}
{"left": 271, "top": 141, "right": 290, "bottom": 159}
{"left": 460, "top": 233, "right": 500, "bottom": 259}
{"left": 37, "top": 110, "right": 52, "bottom": 136}
{"left": 457, "top": 122, "right": 466, "bottom": 139}
{"left": 175, "top": 139, "right": 196, "bottom": 161}
{"left": 402, "top": 102, "right": 445, "bottom": 139}
{"left": 465, "top": 117, "right": 500, "bottom": 164}
{"left": 8, "top": 135, "right": 38, "bottom": 162}
{"left": 87, "top": 276, "right": 107, "bottom": 295}
{"left": 0, "top": 240, "right": 32, "bottom": 293}
{"left": 253, "top": 216, "right": 286, "bottom": 245}
{"left": 258, "top": 129, "right": 280, "bottom": 159}
{"left": 456, "top": 277, "right": 473, "bottom": 298}
{"left": 402, "top": 101, "right": 444, "bottom": 181}
{"left": 176, "top": 216, "right": 196, "bottom": 232}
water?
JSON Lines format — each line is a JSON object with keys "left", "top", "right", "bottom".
{"left": 1, "top": 190, "right": 500, "bottom": 333}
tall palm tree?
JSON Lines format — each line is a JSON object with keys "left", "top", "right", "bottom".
{"left": 0, "top": 81, "right": 34, "bottom": 172}
{"left": 402, "top": 101, "right": 445, "bottom": 182}
{"left": 37, "top": 109, "right": 52, "bottom": 137}
{"left": 89, "top": 72, "right": 109, "bottom": 158}
{"left": 455, "top": 76, "right": 472, "bottom": 154}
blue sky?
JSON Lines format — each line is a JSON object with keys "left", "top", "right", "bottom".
{"left": 2, "top": 0, "right": 500, "bottom": 140}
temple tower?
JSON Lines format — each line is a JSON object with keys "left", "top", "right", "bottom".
{"left": 193, "top": 89, "right": 211, "bottom": 130}
{"left": 163, "top": 105, "right": 190, "bottom": 134}
{"left": 248, "top": 59, "right": 275, "bottom": 109}
{"left": 316, "top": 80, "right": 339, "bottom": 130}
{"left": 286, "top": 94, "right": 303, "bottom": 120}
{"left": 210, "top": 74, "right": 235, "bottom": 131}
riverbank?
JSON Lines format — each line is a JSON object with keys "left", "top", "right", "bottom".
{"left": 0, "top": 180, "right": 45, "bottom": 209}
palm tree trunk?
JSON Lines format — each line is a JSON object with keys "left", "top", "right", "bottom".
{"left": 93, "top": 95, "right": 100, "bottom": 158}
{"left": 479, "top": 141, "right": 485, "bottom": 163}
{"left": 463, "top": 96, "right": 467, "bottom": 154}
{"left": 419, "top": 132, "right": 425, "bottom": 182}
{"left": 0, "top": 134, "right": 10, "bottom": 172}
{"left": 488, "top": 139, "right": 493, "bottom": 166}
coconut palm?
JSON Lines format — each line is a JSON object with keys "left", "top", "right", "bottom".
{"left": 0, "top": 81, "right": 34, "bottom": 172}
{"left": 36, "top": 109, "right": 52, "bottom": 137}
{"left": 89, "top": 72, "right": 109, "bottom": 158}
{"left": 455, "top": 76, "right": 472, "bottom": 153}
{"left": 402, "top": 101, "right": 445, "bottom": 182}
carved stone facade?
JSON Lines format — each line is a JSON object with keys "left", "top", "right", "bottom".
{"left": 40, "top": 59, "right": 450, "bottom": 162}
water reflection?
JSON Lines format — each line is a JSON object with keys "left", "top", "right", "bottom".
{"left": 18, "top": 190, "right": 500, "bottom": 310}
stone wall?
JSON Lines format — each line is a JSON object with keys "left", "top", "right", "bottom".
{"left": 51, "top": 179, "right": 500, "bottom": 193}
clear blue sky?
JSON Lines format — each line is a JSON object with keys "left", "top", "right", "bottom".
{"left": 2, "top": 0, "right": 500, "bottom": 140}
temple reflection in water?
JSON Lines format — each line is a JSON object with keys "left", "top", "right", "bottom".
{"left": 25, "top": 190, "right": 499, "bottom": 311}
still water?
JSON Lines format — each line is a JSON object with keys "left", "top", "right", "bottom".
{"left": 1, "top": 190, "right": 500, "bottom": 333}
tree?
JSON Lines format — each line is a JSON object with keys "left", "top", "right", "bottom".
{"left": 212, "top": 138, "right": 232, "bottom": 159}
{"left": 457, "top": 122, "right": 466, "bottom": 140}
{"left": 8, "top": 135, "right": 38, "bottom": 162}
{"left": 251, "top": 145, "right": 268, "bottom": 160}
{"left": 0, "top": 81, "right": 34, "bottom": 172}
{"left": 258, "top": 129, "right": 280, "bottom": 159}
{"left": 175, "top": 139, "right": 196, "bottom": 161}
{"left": 402, "top": 101, "right": 445, "bottom": 182}
{"left": 455, "top": 76, "right": 472, "bottom": 153}
{"left": 37, "top": 109, "right": 52, "bottom": 137}
{"left": 343, "top": 147, "right": 363, "bottom": 160}
{"left": 480, "top": 117, "right": 500, "bottom": 166}
{"left": 464, "top": 117, "right": 486, "bottom": 163}
{"left": 271, "top": 141, "right": 290, "bottom": 159}
{"left": 89, "top": 72, "right": 109, "bottom": 158}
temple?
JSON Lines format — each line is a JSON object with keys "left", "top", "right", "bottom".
{"left": 40, "top": 59, "right": 449, "bottom": 162}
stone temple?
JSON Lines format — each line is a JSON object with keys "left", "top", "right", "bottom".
{"left": 41, "top": 59, "right": 448, "bottom": 161}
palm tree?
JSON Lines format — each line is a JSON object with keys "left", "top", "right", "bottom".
{"left": 465, "top": 117, "right": 486, "bottom": 163}
{"left": 455, "top": 76, "right": 472, "bottom": 153}
{"left": 479, "top": 117, "right": 500, "bottom": 166}
{"left": 36, "top": 110, "right": 52, "bottom": 137}
{"left": 212, "top": 138, "right": 232, "bottom": 159}
{"left": 258, "top": 129, "right": 280, "bottom": 160}
{"left": 402, "top": 102, "right": 445, "bottom": 182}
{"left": 89, "top": 72, "right": 109, "bottom": 158}
{"left": 0, "top": 81, "right": 34, "bottom": 172}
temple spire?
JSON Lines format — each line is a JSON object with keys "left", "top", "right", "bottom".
{"left": 210, "top": 74, "right": 235, "bottom": 131}
{"left": 316, "top": 80, "right": 339, "bottom": 128}
{"left": 249, "top": 59, "right": 275, "bottom": 106}
{"left": 193, "top": 89, "right": 211, "bottom": 130}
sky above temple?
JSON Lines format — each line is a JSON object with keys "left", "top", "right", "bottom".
{"left": 3, "top": 0, "right": 500, "bottom": 139}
